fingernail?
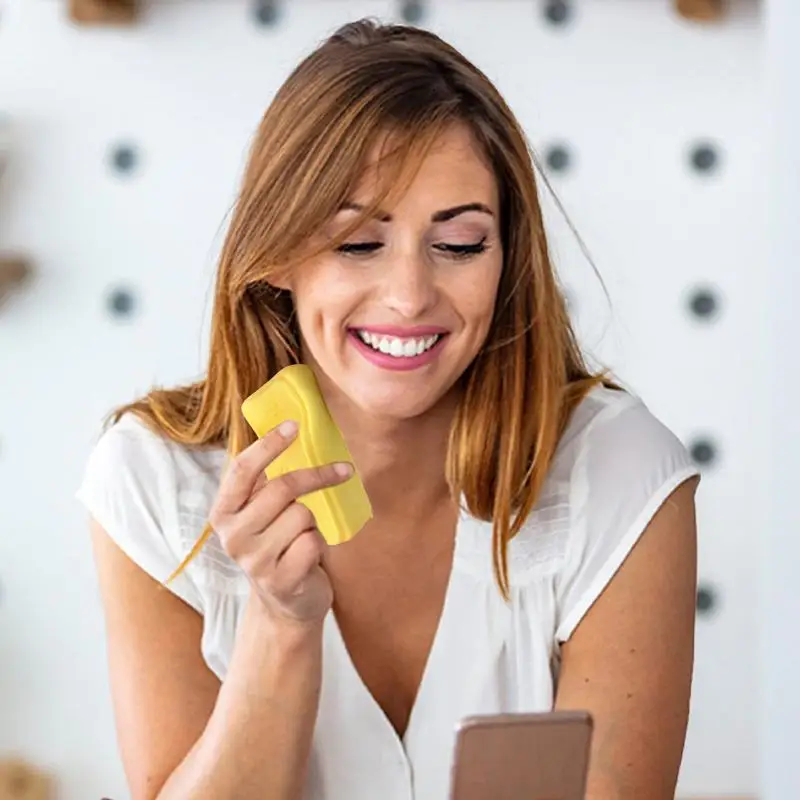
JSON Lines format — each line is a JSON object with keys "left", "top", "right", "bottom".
{"left": 278, "top": 420, "right": 298, "bottom": 438}
{"left": 335, "top": 462, "right": 353, "bottom": 478}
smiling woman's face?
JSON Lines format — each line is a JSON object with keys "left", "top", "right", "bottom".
{"left": 287, "top": 123, "right": 504, "bottom": 421}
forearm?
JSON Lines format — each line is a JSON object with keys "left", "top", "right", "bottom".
{"left": 157, "top": 594, "right": 323, "bottom": 800}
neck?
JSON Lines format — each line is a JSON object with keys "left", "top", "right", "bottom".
{"left": 322, "top": 386, "right": 457, "bottom": 521}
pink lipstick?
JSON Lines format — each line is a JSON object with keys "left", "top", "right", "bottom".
{"left": 348, "top": 327, "right": 448, "bottom": 372}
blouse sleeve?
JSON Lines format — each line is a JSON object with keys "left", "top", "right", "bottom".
{"left": 75, "top": 415, "right": 204, "bottom": 615}
{"left": 554, "top": 398, "right": 700, "bottom": 642}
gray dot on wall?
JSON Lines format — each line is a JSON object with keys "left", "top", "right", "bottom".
{"left": 543, "top": 0, "right": 572, "bottom": 26}
{"left": 689, "top": 142, "right": 721, "bottom": 175}
{"left": 110, "top": 144, "right": 139, "bottom": 175}
{"left": 253, "top": 0, "right": 280, "bottom": 27}
{"left": 696, "top": 584, "right": 718, "bottom": 616}
{"left": 545, "top": 144, "right": 572, "bottom": 173}
{"left": 107, "top": 287, "right": 137, "bottom": 319}
{"left": 687, "top": 286, "right": 720, "bottom": 321}
{"left": 400, "top": 0, "right": 425, "bottom": 24}
{"left": 689, "top": 437, "right": 718, "bottom": 468}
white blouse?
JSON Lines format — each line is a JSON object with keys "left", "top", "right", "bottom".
{"left": 75, "top": 385, "right": 699, "bottom": 800}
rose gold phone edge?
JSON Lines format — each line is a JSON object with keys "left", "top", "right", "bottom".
{"left": 448, "top": 710, "right": 594, "bottom": 800}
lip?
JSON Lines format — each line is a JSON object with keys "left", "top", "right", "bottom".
{"left": 349, "top": 324, "right": 450, "bottom": 337}
{"left": 348, "top": 329, "right": 447, "bottom": 372}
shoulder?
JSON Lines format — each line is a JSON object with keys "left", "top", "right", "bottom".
{"left": 76, "top": 414, "right": 181, "bottom": 519}
{"left": 560, "top": 385, "right": 688, "bottom": 463}
{"left": 76, "top": 412, "right": 231, "bottom": 614}
{"left": 82, "top": 413, "right": 222, "bottom": 487}
{"left": 457, "top": 386, "right": 698, "bottom": 581}
{"left": 79, "top": 413, "right": 229, "bottom": 522}
{"left": 558, "top": 385, "right": 698, "bottom": 506}
{"left": 458, "top": 384, "right": 698, "bottom": 582}
{"left": 550, "top": 385, "right": 700, "bottom": 640}
{"left": 515, "top": 384, "right": 697, "bottom": 548}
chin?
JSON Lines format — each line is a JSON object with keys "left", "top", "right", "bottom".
{"left": 347, "top": 383, "right": 450, "bottom": 422}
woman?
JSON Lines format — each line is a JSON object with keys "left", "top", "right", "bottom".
{"left": 77, "top": 18, "right": 700, "bottom": 800}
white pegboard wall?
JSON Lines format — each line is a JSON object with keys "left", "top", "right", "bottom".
{"left": 0, "top": 1, "right": 765, "bottom": 798}
{"left": 762, "top": 3, "right": 800, "bottom": 797}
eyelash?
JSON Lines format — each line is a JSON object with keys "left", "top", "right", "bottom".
{"left": 336, "top": 237, "right": 488, "bottom": 260}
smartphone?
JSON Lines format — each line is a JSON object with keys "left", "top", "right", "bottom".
{"left": 448, "top": 710, "right": 593, "bottom": 800}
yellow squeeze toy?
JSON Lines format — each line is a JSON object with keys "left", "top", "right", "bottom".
{"left": 241, "top": 364, "right": 372, "bottom": 546}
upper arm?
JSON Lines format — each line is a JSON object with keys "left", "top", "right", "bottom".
{"left": 555, "top": 476, "right": 699, "bottom": 800}
{"left": 91, "top": 518, "right": 221, "bottom": 800}
{"left": 75, "top": 416, "right": 222, "bottom": 797}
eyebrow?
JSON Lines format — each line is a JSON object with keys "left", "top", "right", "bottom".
{"left": 338, "top": 201, "right": 494, "bottom": 223}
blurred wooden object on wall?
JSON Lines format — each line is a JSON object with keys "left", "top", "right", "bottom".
{"left": 0, "top": 756, "right": 54, "bottom": 800}
{"left": 674, "top": 0, "right": 726, "bottom": 21}
{"left": 0, "top": 256, "right": 32, "bottom": 308}
{"left": 68, "top": 0, "right": 138, "bottom": 25}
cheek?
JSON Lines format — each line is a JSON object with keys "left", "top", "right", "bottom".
{"left": 456, "top": 261, "right": 503, "bottom": 328}
{"left": 291, "top": 269, "right": 329, "bottom": 341}
{"left": 292, "top": 262, "right": 366, "bottom": 335}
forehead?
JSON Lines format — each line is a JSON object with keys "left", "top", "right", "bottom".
{"left": 351, "top": 123, "right": 499, "bottom": 210}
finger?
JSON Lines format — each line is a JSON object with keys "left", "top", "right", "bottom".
{"left": 228, "top": 501, "right": 315, "bottom": 566}
{"left": 215, "top": 420, "right": 299, "bottom": 514}
{"left": 271, "top": 530, "right": 326, "bottom": 597}
{"left": 251, "top": 500, "right": 317, "bottom": 558}
{"left": 231, "top": 461, "right": 354, "bottom": 534}
{"left": 250, "top": 468, "right": 268, "bottom": 496}
{"left": 266, "top": 461, "right": 354, "bottom": 510}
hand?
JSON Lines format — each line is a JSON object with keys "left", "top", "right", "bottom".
{"left": 208, "top": 420, "right": 353, "bottom": 625}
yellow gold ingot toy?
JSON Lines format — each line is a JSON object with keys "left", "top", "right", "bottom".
{"left": 241, "top": 365, "right": 372, "bottom": 545}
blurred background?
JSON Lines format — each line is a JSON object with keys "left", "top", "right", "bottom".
{"left": 0, "top": 0, "right": 795, "bottom": 798}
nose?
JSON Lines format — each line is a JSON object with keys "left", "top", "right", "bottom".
{"left": 381, "top": 251, "right": 438, "bottom": 319}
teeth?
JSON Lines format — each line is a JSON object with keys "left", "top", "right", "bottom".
{"left": 357, "top": 330, "right": 441, "bottom": 358}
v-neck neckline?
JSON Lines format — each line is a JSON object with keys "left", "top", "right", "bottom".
{"left": 326, "top": 508, "right": 466, "bottom": 750}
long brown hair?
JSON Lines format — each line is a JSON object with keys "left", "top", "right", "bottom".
{"left": 109, "top": 19, "right": 614, "bottom": 599}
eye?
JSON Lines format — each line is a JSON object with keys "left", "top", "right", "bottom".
{"left": 336, "top": 242, "right": 382, "bottom": 256}
{"left": 335, "top": 237, "right": 489, "bottom": 259}
{"left": 434, "top": 237, "right": 488, "bottom": 259}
